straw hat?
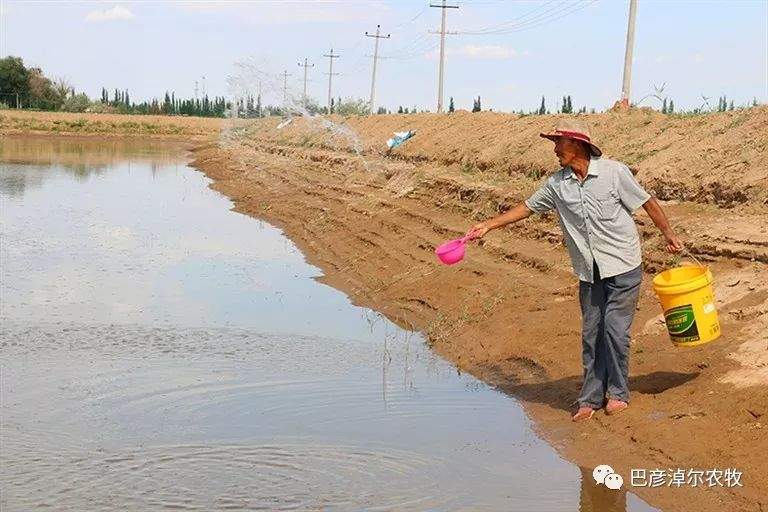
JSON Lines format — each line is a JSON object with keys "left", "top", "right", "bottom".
{"left": 540, "top": 119, "right": 602, "bottom": 157}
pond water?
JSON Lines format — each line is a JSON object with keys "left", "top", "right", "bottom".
{"left": 0, "top": 136, "right": 658, "bottom": 511}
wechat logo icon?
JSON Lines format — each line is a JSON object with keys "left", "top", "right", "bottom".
{"left": 593, "top": 464, "right": 623, "bottom": 490}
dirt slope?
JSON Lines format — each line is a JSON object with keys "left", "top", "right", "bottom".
{"left": 258, "top": 107, "right": 768, "bottom": 207}
{"left": 193, "top": 108, "right": 767, "bottom": 512}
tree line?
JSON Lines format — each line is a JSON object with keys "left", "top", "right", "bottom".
{"left": 0, "top": 56, "right": 230, "bottom": 117}
{"left": 1, "top": 55, "right": 761, "bottom": 118}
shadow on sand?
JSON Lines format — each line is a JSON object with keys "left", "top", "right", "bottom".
{"left": 498, "top": 371, "right": 700, "bottom": 413}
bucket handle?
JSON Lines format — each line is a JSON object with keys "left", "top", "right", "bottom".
{"left": 682, "top": 247, "right": 705, "bottom": 268}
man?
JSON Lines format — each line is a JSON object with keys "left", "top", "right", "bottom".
{"left": 468, "top": 119, "right": 684, "bottom": 421}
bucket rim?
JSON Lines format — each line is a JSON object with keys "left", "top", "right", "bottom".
{"left": 652, "top": 265, "right": 712, "bottom": 293}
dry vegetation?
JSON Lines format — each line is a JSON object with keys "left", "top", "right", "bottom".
{"left": 250, "top": 106, "right": 768, "bottom": 208}
{"left": 0, "top": 110, "right": 228, "bottom": 139}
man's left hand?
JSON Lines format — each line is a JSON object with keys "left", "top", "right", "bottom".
{"left": 664, "top": 232, "right": 685, "bottom": 253}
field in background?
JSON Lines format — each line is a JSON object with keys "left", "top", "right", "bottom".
{"left": 0, "top": 110, "right": 228, "bottom": 139}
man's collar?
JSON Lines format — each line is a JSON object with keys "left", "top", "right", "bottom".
{"left": 564, "top": 158, "right": 599, "bottom": 180}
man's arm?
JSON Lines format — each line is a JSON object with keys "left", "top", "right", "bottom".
{"left": 642, "top": 197, "right": 685, "bottom": 253}
{"left": 467, "top": 203, "right": 533, "bottom": 239}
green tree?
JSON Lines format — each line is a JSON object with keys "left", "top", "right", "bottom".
{"left": 448, "top": 96, "right": 455, "bottom": 113}
{"left": 567, "top": 95, "right": 572, "bottom": 113}
{"left": 335, "top": 97, "right": 370, "bottom": 116}
{"left": 397, "top": 105, "right": 403, "bottom": 114}
{"left": 668, "top": 100, "right": 674, "bottom": 113}
{"left": 0, "top": 56, "right": 30, "bottom": 107}
{"left": 62, "top": 92, "right": 91, "bottom": 113}
{"left": 662, "top": 98, "right": 668, "bottom": 114}
{"left": 27, "top": 67, "right": 61, "bottom": 110}
{"left": 472, "top": 96, "right": 481, "bottom": 112}
{"left": 53, "top": 78, "right": 72, "bottom": 103}
{"left": 538, "top": 96, "right": 546, "bottom": 115}
{"left": 718, "top": 96, "right": 729, "bottom": 112}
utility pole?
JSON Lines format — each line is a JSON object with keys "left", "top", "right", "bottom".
{"left": 280, "top": 70, "right": 292, "bottom": 110}
{"left": 323, "top": 48, "right": 340, "bottom": 114}
{"left": 620, "top": 0, "right": 638, "bottom": 107}
{"left": 365, "top": 24, "right": 390, "bottom": 114}
{"left": 430, "top": 1, "right": 459, "bottom": 113}
{"left": 297, "top": 58, "right": 314, "bottom": 108}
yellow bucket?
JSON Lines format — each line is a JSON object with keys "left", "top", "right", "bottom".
{"left": 652, "top": 265, "right": 720, "bottom": 347}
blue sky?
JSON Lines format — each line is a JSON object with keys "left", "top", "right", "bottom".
{"left": 2, "top": 0, "right": 766, "bottom": 112}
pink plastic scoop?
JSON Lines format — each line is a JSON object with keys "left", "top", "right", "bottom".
{"left": 435, "top": 234, "right": 474, "bottom": 265}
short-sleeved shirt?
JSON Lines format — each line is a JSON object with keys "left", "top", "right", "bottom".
{"left": 524, "top": 157, "right": 651, "bottom": 283}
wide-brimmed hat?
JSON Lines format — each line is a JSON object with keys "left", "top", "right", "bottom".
{"left": 540, "top": 119, "right": 602, "bottom": 157}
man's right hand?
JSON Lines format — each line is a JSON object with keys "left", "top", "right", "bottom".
{"left": 467, "top": 222, "right": 492, "bottom": 240}
{"left": 466, "top": 204, "right": 533, "bottom": 240}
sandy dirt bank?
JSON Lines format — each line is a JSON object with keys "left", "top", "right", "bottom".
{"left": 191, "top": 109, "right": 767, "bottom": 512}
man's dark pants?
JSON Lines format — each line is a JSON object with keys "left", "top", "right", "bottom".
{"left": 578, "top": 262, "right": 642, "bottom": 408}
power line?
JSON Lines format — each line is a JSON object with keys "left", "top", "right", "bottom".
{"left": 392, "top": 4, "right": 429, "bottom": 29}
{"left": 503, "top": 1, "right": 598, "bottom": 34}
{"left": 458, "top": 0, "right": 561, "bottom": 34}
{"left": 379, "top": 42, "right": 439, "bottom": 61}
{"left": 455, "top": 0, "right": 595, "bottom": 35}
{"left": 382, "top": 33, "right": 433, "bottom": 60}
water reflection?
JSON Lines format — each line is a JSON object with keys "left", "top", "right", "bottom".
{"left": 0, "top": 135, "right": 186, "bottom": 196}
{"left": 580, "top": 466, "right": 628, "bottom": 511}
{"left": 0, "top": 137, "right": 660, "bottom": 511}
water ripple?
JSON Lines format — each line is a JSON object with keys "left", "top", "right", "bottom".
{"left": 1, "top": 439, "right": 454, "bottom": 511}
